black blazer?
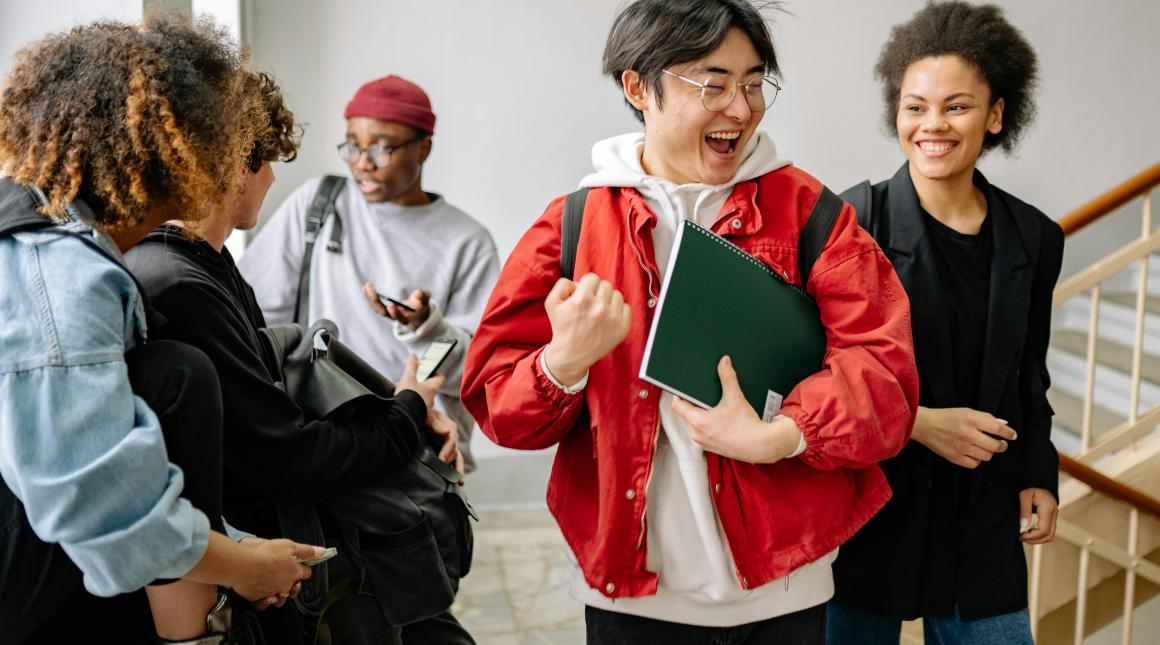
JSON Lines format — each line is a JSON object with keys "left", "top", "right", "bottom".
{"left": 832, "top": 163, "right": 1064, "bottom": 621}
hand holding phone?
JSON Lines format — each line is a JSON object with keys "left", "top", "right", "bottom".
{"left": 377, "top": 292, "right": 416, "bottom": 313}
{"left": 417, "top": 337, "right": 458, "bottom": 382}
{"left": 294, "top": 546, "right": 337, "bottom": 567}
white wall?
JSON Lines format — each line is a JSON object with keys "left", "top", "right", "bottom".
{"left": 5, "top": 0, "right": 1159, "bottom": 274}
{"left": 1, "top": 0, "right": 142, "bottom": 70}
{"left": 246, "top": 0, "right": 1160, "bottom": 276}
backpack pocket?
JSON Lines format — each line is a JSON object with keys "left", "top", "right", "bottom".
{"left": 360, "top": 515, "right": 455, "bottom": 626}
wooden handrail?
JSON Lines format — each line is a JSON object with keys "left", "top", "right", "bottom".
{"left": 1058, "top": 161, "right": 1160, "bottom": 237}
{"left": 1059, "top": 453, "right": 1160, "bottom": 521}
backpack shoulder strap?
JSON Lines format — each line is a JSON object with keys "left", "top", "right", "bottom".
{"left": 839, "top": 180, "right": 874, "bottom": 232}
{"left": 560, "top": 187, "right": 590, "bottom": 281}
{"left": 295, "top": 175, "right": 346, "bottom": 325}
{"left": 797, "top": 185, "right": 844, "bottom": 288}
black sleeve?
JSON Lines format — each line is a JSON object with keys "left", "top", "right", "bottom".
{"left": 151, "top": 281, "right": 424, "bottom": 503}
{"left": 1019, "top": 219, "right": 1064, "bottom": 500}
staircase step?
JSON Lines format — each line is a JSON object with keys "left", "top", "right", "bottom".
{"left": 1050, "top": 329, "right": 1160, "bottom": 384}
{"left": 1047, "top": 388, "right": 1125, "bottom": 442}
{"left": 1102, "top": 291, "right": 1160, "bottom": 316}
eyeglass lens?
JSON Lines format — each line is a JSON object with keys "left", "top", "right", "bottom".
{"left": 699, "top": 75, "right": 779, "bottom": 112}
{"left": 337, "top": 142, "right": 392, "bottom": 167}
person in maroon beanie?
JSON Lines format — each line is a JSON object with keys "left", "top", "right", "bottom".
{"left": 239, "top": 75, "right": 499, "bottom": 477}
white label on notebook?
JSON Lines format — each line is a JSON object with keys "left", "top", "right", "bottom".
{"left": 762, "top": 390, "right": 783, "bottom": 423}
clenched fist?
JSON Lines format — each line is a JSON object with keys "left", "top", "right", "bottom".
{"left": 543, "top": 273, "right": 632, "bottom": 386}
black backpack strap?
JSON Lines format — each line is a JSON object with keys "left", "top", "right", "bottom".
{"left": 797, "top": 186, "right": 844, "bottom": 288}
{"left": 840, "top": 180, "right": 874, "bottom": 232}
{"left": 560, "top": 187, "right": 590, "bottom": 281}
{"left": 295, "top": 175, "right": 346, "bottom": 324}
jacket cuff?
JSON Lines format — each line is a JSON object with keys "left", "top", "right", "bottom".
{"left": 531, "top": 347, "right": 586, "bottom": 407}
{"left": 540, "top": 350, "right": 588, "bottom": 393}
{"left": 392, "top": 388, "right": 429, "bottom": 425}
{"left": 1020, "top": 417, "right": 1059, "bottom": 501}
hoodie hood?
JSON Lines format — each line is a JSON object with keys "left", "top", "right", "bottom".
{"left": 577, "top": 131, "right": 790, "bottom": 280}
{"left": 578, "top": 130, "right": 789, "bottom": 190}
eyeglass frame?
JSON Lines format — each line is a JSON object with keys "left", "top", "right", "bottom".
{"left": 661, "top": 69, "right": 781, "bottom": 113}
{"left": 336, "top": 134, "right": 427, "bottom": 168}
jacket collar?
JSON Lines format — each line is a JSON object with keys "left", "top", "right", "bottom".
{"left": 0, "top": 177, "right": 55, "bottom": 235}
{"left": 711, "top": 181, "right": 762, "bottom": 237}
{"left": 883, "top": 162, "right": 1034, "bottom": 411}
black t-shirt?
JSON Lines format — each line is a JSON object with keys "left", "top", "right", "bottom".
{"left": 923, "top": 211, "right": 993, "bottom": 519}
{"left": 923, "top": 211, "right": 992, "bottom": 408}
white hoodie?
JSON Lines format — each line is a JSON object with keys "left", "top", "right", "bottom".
{"left": 564, "top": 132, "right": 837, "bottom": 626}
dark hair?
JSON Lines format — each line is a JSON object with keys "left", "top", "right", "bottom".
{"left": 875, "top": 1, "right": 1038, "bottom": 154}
{"left": 0, "top": 14, "right": 249, "bottom": 230}
{"left": 242, "top": 71, "right": 301, "bottom": 172}
{"left": 602, "top": 0, "right": 781, "bottom": 124}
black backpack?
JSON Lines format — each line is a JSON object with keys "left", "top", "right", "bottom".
{"left": 559, "top": 184, "right": 846, "bottom": 287}
{"left": 280, "top": 176, "right": 476, "bottom": 630}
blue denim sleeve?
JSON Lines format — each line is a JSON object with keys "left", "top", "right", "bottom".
{"left": 0, "top": 234, "right": 210, "bottom": 597}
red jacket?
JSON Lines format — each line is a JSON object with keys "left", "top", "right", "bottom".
{"left": 462, "top": 167, "right": 918, "bottom": 599}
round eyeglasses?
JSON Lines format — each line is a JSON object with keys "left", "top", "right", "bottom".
{"left": 662, "top": 69, "right": 781, "bottom": 113}
{"left": 336, "top": 134, "right": 426, "bottom": 168}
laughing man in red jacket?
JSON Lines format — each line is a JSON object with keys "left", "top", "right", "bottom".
{"left": 462, "top": 1, "right": 919, "bottom": 643}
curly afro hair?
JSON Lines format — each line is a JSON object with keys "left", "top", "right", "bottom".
{"left": 0, "top": 14, "right": 251, "bottom": 231}
{"left": 241, "top": 70, "right": 301, "bottom": 173}
{"left": 875, "top": 1, "right": 1038, "bottom": 154}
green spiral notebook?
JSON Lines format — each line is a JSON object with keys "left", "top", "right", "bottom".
{"left": 639, "top": 219, "right": 826, "bottom": 418}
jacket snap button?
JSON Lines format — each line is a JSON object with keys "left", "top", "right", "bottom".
{"left": 647, "top": 297, "right": 656, "bottom": 308}
{"left": 714, "top": 483, "right": 722, "bottom": 493}
{"left": 638, "top": 388, "right": 648, "bottom": 399}
{"left": 625, "top": 489, "right": 636, "bottom": 500}
{"left": 605, "top": 582, "right": 616, "bottom": 593}
{"left": 731, "top": 218, "right": 742, "bottom": 229}
{"left": 741, "top": 576, "right": 749, "bottom": 587}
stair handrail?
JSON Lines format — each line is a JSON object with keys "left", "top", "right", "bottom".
{"left": 1058, "top": 454, "right": 1160, "bottom": 520}
{"left": 1059, "top": 161, "right": 1160, "bottom": 236}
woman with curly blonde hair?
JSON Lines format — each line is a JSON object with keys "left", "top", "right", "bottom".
{"left": 0, "top": 16, "right": 319, "bottom": 645}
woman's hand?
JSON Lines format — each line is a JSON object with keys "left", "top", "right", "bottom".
{"left": 395, "top": 354, "right": 444, "bottom": 411}
{"left": 672, "top": 356, "right": 802, "bottom": 463}
{"left": 911, "top": 406, "right": 1016, "bottom": 468}
{"left": 1019, "top": 487, "right": 1058, "bottom": 545}
{"left": 230, "top": 539, "right": 318, "bottom": 604}
{"left": 543, "top": 273, "right": 631, "bottom": 386}
{"left": 237, "top": 536, "right": 302, "bottom": 610}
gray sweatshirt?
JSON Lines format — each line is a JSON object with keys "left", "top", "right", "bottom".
{"left": 238, "top": 175, "right": 500, "bottom": 469}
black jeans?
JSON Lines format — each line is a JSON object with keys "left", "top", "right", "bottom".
{"left": 585, "top": 603, "right": 827, "bottom": 645}
{"left": 0, "top": 341, "right": 225, "bottom": 643}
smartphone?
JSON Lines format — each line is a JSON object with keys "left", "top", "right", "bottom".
{"left": 295, "top": 546, "right": 338, "bottom": 567}
{"left": 417, "top": 337, "right": 458, "bottom": 382}
{"left": 377, "top": 292, "right": 416, "bottom": 313}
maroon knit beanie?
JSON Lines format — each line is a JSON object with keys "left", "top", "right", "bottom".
{"left": 343, "top": 75, "right": 436, "bottom": 135}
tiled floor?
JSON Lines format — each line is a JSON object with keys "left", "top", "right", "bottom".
{"left": 452, "top": 510, "right": 586, "bottom": 645}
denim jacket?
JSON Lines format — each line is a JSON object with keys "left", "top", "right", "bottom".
{"left": 0, "top": 181, "right": 209, "bottom": 596}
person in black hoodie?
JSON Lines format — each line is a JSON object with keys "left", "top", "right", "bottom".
{"left": 827, "top": 3, "right": 1062, "bottom": 645}
{"left": 126, "top": 70, "right": 471, "bottom": 645}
